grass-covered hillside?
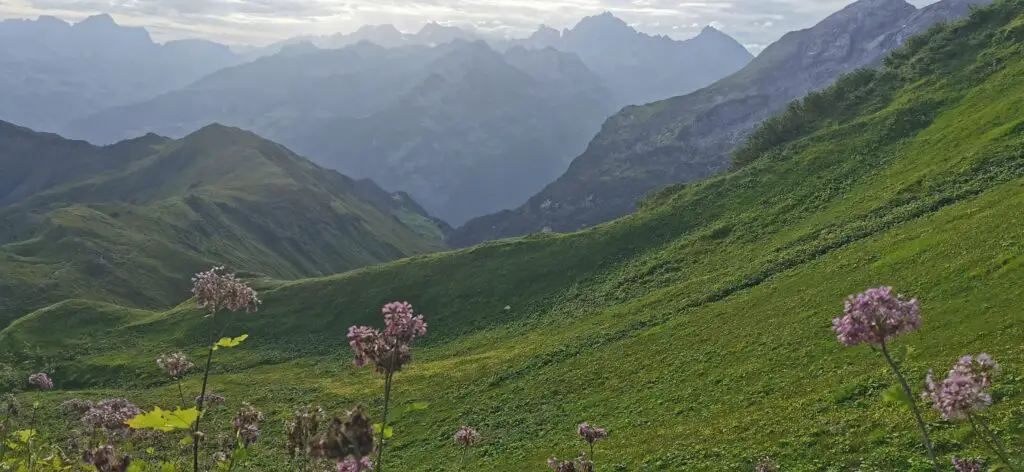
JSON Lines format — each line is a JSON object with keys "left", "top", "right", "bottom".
{"left": 3, "top": 1, "right": 1024, "bottom": 470}
{"left": 0, "top": 123, "right": 447, "bottom": 327}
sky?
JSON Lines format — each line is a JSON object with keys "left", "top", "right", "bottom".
{"left": 0, "top": 0, "right": 941, "bottom": 53}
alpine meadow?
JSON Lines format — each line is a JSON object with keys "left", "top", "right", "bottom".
{"left": 0, "top": 0, "right": 1023, "bottom": 471}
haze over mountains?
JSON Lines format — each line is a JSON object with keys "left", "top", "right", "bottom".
{"left": 450, "top": 0, "right": 994, "bottom": 246}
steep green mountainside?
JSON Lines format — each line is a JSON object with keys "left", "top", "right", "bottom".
{"left": 3, "top": 2, "right": 1024, "bottom": 470}
{"left": 0, "top": 123, "right": 446, "bottom": 327}
{"left": 450, "top": 0, "right": 992, "bottom": 246}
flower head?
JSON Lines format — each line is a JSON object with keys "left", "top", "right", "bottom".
{"left": 453, "top": 426, "right": 481, "bottom": 448}
{"left": 156, "top": 352, "right": 194, "bottom": 378}
{"left": 310, "top": 405, "right": 375, "bottom": 461}
{"left": 336, "top": 457, "right": 374, "bottom": 472}
{"left": 286, "top": 405, "right": 325, "bottom": 458}
{"left": 82, "top": 398, "right": 141, "bottom": 431}
{"left": 62, "top": 398, "right": 95, "bottom": 415}
{"left": 348, "top": 302, "right": 427, "bottom": 373}
{"left": 832, "top": 286, "right": 920, "bottom": 346}
{"left": 576, "top": 423, "right": 608, "bottom": 444}
{"left": 191, "top": 266, "right": 261, "bottom": 313}
{"left": 755, "top": 456, "right": 778, "bottom": 472}
{"left": 28, "top": 372, "right": 53, "bottom": 391}
{"left": 952, "top": 458, "right": 984, "bottom": 472}
{"left": 923, "top": 354, "right": 999, "bottom": 420}
{"left": 232, "top": 403, "right": 264, "bottom": 446}
{"left": 3, "top": 394, "right": 20, "bottom": 417}
{"left": 196, "top": 392, "right": 226, "bottom": 408}
{"left": 83, "top": 445, "right": 132, "bottom": 472}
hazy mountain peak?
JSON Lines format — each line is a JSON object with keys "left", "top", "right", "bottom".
{"left": 75, "top": 13, "right": 117, "bottom": 28}
{"left": 574, "top": 12, "right": 632, "bottom": 32}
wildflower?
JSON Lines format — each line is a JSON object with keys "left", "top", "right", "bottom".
{"left": 212, "top": 451, "right": 228, "bottom": 464}
{"left": 336, "top": 457, "right": 374, "bottom": 472}
{"left": 454, "top": 426, "right": 481, "bottom": 447}
{"left": 28, "top": 372, "right": 53, "bottom": 391}
{"left": 191, "top": 266, "right": 261, "bottom": 313}
{"left": 286, "top": 405, "right": 325, "bottom": 458}
{"left": 309, "top": 405, "right": 375, "bottom": 461}
{"left": 347, "top": 301, "right": 427, "bottom": 373}
{"left": 923, "top": 354, "right": 999, "bottom": 420}
{"left": 195, "top": 393, "right": 226, "bottom": 408}
{"left": 157, "top": 352, "right": 194, "bottom": 378}
{"left": 61, "top": 398, "right": 95, "bottom": 415}
{"left": 832, "top": 286, "right": 920, "bottom": 346}
{"left": 576, "top": 423, "right": 608, "bottom": 445}
{"left": 231, "top": 403, "right": 264, "bottom": 446}
{"left": 952, "top": 458, "right": 984, "bottom": 472}
{"left": 82, "top": 398, "right": 141, "bottom": 431}
{"left": 83, "top": 445, "right": 132, "bottom": 472}
{"left": 3, "top": 394, "right": 19, "bottom": 416}
{"left": 756, "top": 456, "right": 778, "bottom": 472}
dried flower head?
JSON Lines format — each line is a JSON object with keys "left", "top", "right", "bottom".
{"left": 61, "top": 398, "right": 95, "bottom": 416}
{"left": 196, "top": 393, "right": 226, "bottom": 408}
{"left": 2, "top": 394, "right": 19, "bottom": 417}
{"left": 923, "top": 354, "right": 999, "bottom": 420}
{"left": 755, "top": 456, "right": 778, "bottom": 472}
{"left": 82, "top": 398, "right": 141, "bottom": 431}
{"left": 336, "top": 457, "right": 374, "bottom": 472}
{"left": 832, "top": 287, "right": 921, "bottom": 346}
{"left": 156, "top": 352, "right": 194, "bottom": 378}
{"left": 28, "top": 372, "right": 54, "bottom": 391}
{"left": 83, "top": 445, "right": 132, "bottom": 472}
{"left": 310, "top": 405, "right": 375, "bottom": 461}
{"left": 453, "top": 426, "right": 481, "bottom": 448}
{"left": 576, "top": 423, "right": 608, "bottom": 444}
{"left": 232, "top": 403, "right": 265, "bottom": 446}
{"left": 348, "top": 302, "right": 427, "bottom": 373}
{"left": 191, "top": 266, "right": 261, "bottom": 313}
{"left": 952, "top": 458, "right": 984, "bottom": 472}
{"left": 286, "top": 405, "right": 325, "bottom": 458}
{"left": 547, "top": 457, "right": 577, "bottom": 472}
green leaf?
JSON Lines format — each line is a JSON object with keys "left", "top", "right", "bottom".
{"left": 146, "top": 447, "right": 156, "bottom": 455}
{"left": 32, "top": 401, "right": 39, "bottom": 409}
{"left": 126, "top": 463, "right": 144, "bottom": 472}
{"left": 161, "top": 462, "right": 178, "bottom": 472}
{"left": 14, "top": 430, "right": 34, "bottom": 443}
{"left": 213, "top": 334, "right": 249, "bottom": 351}
{"left": 881, "top": 384, "right": 914, "bottom": 409}
{"left": 126, "top": 407, "right": 200, "bottom": 432}
{"left": 371, "top": 423, "right": 395, "bottom": 439}
{"left": 180, "top": 436, "right": 194, "bottom": 446}
{"left": 406, "top": 402, "right": 430, "bottom": 412}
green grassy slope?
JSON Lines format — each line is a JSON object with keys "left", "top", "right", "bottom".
{"left": 4, "top": 2, "right": 1024, "bottom": 470}
{"left": 0, "top": 124, "right": 447, "bottom": 327}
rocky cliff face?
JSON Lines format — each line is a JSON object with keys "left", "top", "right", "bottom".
{"left": 449, "top": 0, "right": 992, "bottom": 247}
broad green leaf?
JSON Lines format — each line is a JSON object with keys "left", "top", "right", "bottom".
{"left": 881, "top": 384, "right": 914, "bottom": 409}
{"left": 32, "top": 401, "right": 39, "bottom": 409}
{"left": 126, "top": 463, "right": 144, "bottom": 472}
{"left": 146, "top": 447, "right": 156, "bottom": 455}
{"left": 213, "top": 334, "right": 249, "bottom": 351}
{"left": 161, "top": 462, "right": 178, "bottom": 472}
{"left": 406, "top": 402, "right": 430, "bottom": 412}
{"left": 126, "top": 407, "right": 200, "bottom": 432}
{"left": 14, "top": 430, "right": 34, "bottom": 443}
{"left": 180, "top": 435, "right": 193, "bottom": 446}
{"left": 371, "top": 423, "right": 394, "bottom": 439}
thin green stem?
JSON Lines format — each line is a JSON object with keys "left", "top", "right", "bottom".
{"left": 177, "top": 378, "right": 187, "bottom": 408}
{"left": 590, "top": 442, "right": 595, "bottom": 470}
{"left": 193, "top": 311, "right": 218, "bottom": 472}
{"left": 880, "top": 340, "right": 940, "bottom": 472}
{"left": 460, "top": 446, "right": 469, "bottom": 471}
{"left": 27, "top": 396, "right": 37, "bottom": 472}
{"left": 375, "top": 370, "right": 394, "bottom": 472}
{"left": 969, "top": 413, "right": 1016, "bottom": 471}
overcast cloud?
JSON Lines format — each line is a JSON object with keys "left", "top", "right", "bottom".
{"left": 0, "top": 0, "right": 940, "bottom": 52}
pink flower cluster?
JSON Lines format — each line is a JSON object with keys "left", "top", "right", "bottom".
{"left": 81, "top": 398, "right": 142, "bottom": 431}
{"left": 923, "top": 354, "right": 999, "bottom": 420}
{"left": 347, "top": 302, "right": 427, "bottom": 373}
{"left": 832, "top": 286, "right": 920, "bottom": 346}
{"left": 336, "top": 457, "right": 374, "bottom": 472}
{"left": 84, "top": 445, "right": 132, "bottom": 472}
{"left": 453, "top": 426, "right": 481, "bottom": 447}
{"left": 28, "top": 372, "right": 53, "bottom": 391}
{"left": 952, "top": 458, "right": 984, "bottom": 472}
{"left": 577, "top": 422, "right": 608, "bottom": 444}
{"left": 156, "top": 352, "right": 194, "bottom": 378}
{"left": 232, "top": 403, "right": 265, "bottom": 446}
{"left": 547, "top": 453, "right": 593, "bottom": 472}
{"left": 191, "top": 266, "right": 261, "bottom": 313}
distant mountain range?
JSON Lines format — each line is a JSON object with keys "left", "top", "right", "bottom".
{"left": 0, "top": 121, "right": 446, "bottom": 326}
{"left": 449, "top": 0, "right": 993, "bottom": 246}
{"left": 0, "top": 14, "right": 242, "bottom": 131}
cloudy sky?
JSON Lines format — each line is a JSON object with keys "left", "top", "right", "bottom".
{"left": 0, "top": 0, "right": 940, "bottom": 52}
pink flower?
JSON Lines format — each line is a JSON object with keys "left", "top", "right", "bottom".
{"left": 923, "top": 354, "right": 999, "bottom": 420}
{"left": 832, "top": 286, "right": 920, "bottom": 346}
{"left": 577, "top": 422, "right": 608, "bottom": 444}
{"left": 191, "top": 266, "right": 260, "bottom": 313}
{"left": 232, "top": 403, "right": 264, "bottom": 446}
{"left": 952, "top": 458, "right": 984, "bottom": 472}
{"left": 347, "top": 302, "right": 427, "bottom": 373}
{"left": 28, "top": 372, "right": 53, "bottom": 391}
{"left": 336, "top": 457, "right": 374, "bottom": 472}
{"left": 453, "top": 426, "right": 481, "bottom": 447}
{"left": 156, "top": 352, "right": 194, "bottom": 378}
{"left": 81, "top": 398, "right": 141, "bottom": 431}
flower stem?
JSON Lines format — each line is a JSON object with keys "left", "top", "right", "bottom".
{"left": 177, "top": 378, "right": 187, "bottom": 408}
{"left": 193, "top": 311, "right": 218, "bottom": 472}
{"left": 376, "top": 370, "right": 394, "bottom": 472}
{"left": 969, "top": 413, "right": 1016, "bottom": 471}
{"left": 28, "top": 395, "right": 37, "bottom": 472}
{"left": 879, "top": 340, "right": 940, "bottom": 472}
{"left": 460, "top": 445, "right": 468, "bottom": 471}
{"left": 590, "top": 442, "right": 595, "bottom": 470}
